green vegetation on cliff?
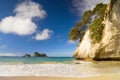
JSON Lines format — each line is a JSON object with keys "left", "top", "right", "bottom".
{"left": 89, "top": 18, "right": 104, "bottom": 42}
{"left": 69, "top": 3, "right": 107, "bottom": 43}
{"left": 69, "top": 10, "right": 92, "bottom": 42}
{"left": 89, "top": 3, "right": 107, "bottom": 42}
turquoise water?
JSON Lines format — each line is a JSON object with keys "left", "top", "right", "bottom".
{"left": 0, "top": 57, "right": 74, "bottom": 64}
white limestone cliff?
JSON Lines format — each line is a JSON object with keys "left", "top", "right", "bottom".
{"left": 74, "top": 0, "right": 120, "bottom": 60}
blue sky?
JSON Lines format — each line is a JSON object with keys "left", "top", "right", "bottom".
{"left": 0, "top": 0, "right": 109, "bottom": 57}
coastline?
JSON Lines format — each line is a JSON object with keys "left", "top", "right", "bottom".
{"left": 0, "top": 62, "right": 120, "bottom": 77}
{"left": 0, "top": 74, "right": 120, "bottom": 80}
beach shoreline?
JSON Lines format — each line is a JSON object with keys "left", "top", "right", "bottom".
{"left": 0, "top": 62, "right": 120, "bottom": 78}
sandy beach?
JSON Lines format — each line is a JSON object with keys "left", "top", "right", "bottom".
{"left": 0, "top": 62, "right": 120, "bottom": 77}
{"left": 0, "top": 62, "right": 120, "bottom": 80}
{"left": 0, "top": 74, "right": 120, "bottom": 80}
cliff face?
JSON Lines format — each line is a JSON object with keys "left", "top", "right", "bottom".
{"left": 74, "top": 0, "right": 120, "bottom": 60}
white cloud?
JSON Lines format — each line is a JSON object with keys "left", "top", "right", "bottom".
{"left": 72, "top": 0, "right": 109, "bottom": 16}
{"left": 14, "top": 0, "right": 46, "bottom": 19}
{"left": 0, "top": 45, "right": 7, "bottom": 49}
{"left": 0, "top": 53, "right": 21, "bottom": 57}
{"left": 34, "top": 29, "right": 53, "bottom": 40}
{"left": 0, "top": 0, "right": 46, "bottom": 36}
{"left": 68, "top": 40, "right": 76, "bottom": 44}
{"left": 0, "top": 16, "right": 37, "bottom": 35}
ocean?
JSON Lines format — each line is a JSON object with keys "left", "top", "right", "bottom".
{"left": 0, "top": 56, "right": 120, "bottom": 77}
{"left": 0, "top": 57, "right": 74, "bottom": 64}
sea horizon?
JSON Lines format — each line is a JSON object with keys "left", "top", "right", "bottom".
{"left": 0, "top": 56, "right": 74, "bottom": 64}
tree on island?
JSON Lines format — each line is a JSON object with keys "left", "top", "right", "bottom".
{"left": 40, "top": 53, "right": 47, "bottom": 57}
{"left": 23, "top": 52, "right": 47, "bottom": 57}
{"left": 23, "top": 54, "right": 31, "bottom": 58}
{"left": 33, "top": 52, "right": 47, "bottom": 57}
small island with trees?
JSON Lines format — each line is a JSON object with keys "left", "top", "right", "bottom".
{"left": 23, "top": 52, "right": 47, "bottom": 58}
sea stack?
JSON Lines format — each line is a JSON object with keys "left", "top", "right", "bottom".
{"left": 74, "top": 0, "right": 120, "bottom": 60}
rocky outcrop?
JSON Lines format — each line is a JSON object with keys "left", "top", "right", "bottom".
{"left": 33, "top": 52, "right": 47, "bottom": 57}
{"left": 74, "top": 0, "right": 120, "bottom": 60}
{"left": 23, "top": 54, "right": 31, "bottom": 58}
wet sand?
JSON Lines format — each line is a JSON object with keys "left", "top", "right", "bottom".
{"left": 0, "top": 74, "right": 120, "bottom": 80}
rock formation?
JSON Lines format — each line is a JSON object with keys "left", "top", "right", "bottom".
{"left": 74, "top": 0, "right": 120, "bottom": 60}
{"left": 33, "top": 52, "right": 47, "bottom": 57}
{"left": 23, "top": 54, "right": 31, "bottom": 58}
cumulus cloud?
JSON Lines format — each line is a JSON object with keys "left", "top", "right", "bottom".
{"left": 34, "top": 29, "right": 53, "bottom": 40}
{"left": 14, "top": 0, "right": 46, "bottom": 19}
{"left": 0, "top": 17, "right": 37, "bottom": 35}
{"left": 0, "top": 0, "right": 46, "bottom": 36}
{"left": 72, "top": 0, "right": 109, "bottom": 16}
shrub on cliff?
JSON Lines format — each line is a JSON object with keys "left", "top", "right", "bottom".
{"left": 69, "top": 10, "right": 92, "bottom": 42}
{"left": 69, "top": 3, "right": 107, "bottom": 43}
